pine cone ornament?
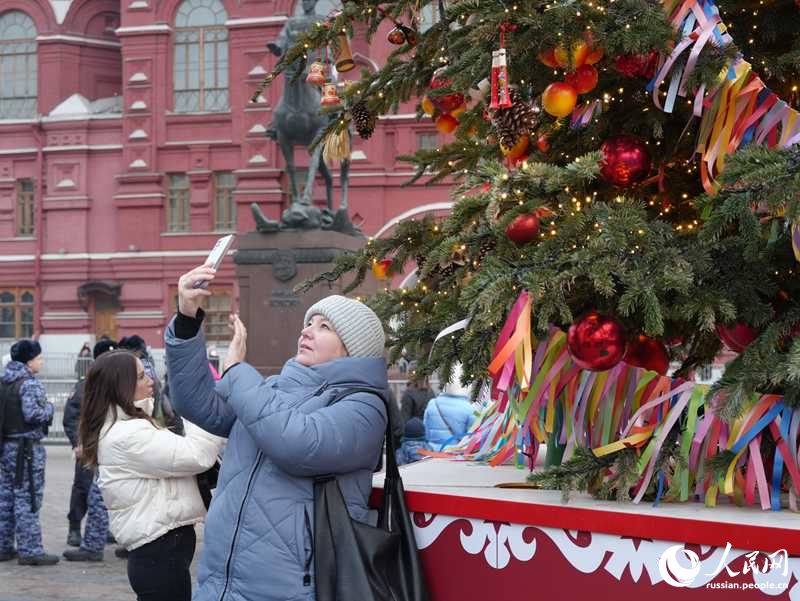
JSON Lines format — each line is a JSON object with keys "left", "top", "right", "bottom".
{"left": 477, "top": 237, "right": 497, "bottom": 262}
{"left": 491, "top": 88, "right": 539, "bottom": 149}
{"left": 352, "top": 101, "right": 376, "bottom": 139}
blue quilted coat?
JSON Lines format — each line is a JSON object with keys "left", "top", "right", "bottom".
{"left": 165, "top": 318, "right": 388, "bottom": 601}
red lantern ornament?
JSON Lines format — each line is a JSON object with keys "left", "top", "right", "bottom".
{"left": 371, "top": 258, "right": 393, "bottom": 280}
{"left": 623, "top": 334, "right": 670, "bottom": 374}
{"left": 565, "top": 64, "right": 599, "bottom": 94}
{"left": 505, "top": 213, "right": 540, "bottom": 246}
{"left": 567, "top": 312, "right": 627, "bottom": 371}
{"left": 429, "top": 68, "right": 465, "bottom": 113}
{"left": 715, "top": 323, "right": 759, "bottom": 353}
{"left": 490, "top": 49, "right": 512, "bottom": 109}
{"left": 600, "top": 134, "right": 652, "bottom": 188}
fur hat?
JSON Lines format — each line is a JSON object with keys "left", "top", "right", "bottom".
{"left": 10, "top": 339, "right": 42, "bottom": 364}
{"left": 404, "top": 416, "right": 425, "bottom": 439}
{"left": 93, "top": 337, "right": 116, "bottom": 360}
{"left": 303, "top": 295, "right": 385, "bottom": 358}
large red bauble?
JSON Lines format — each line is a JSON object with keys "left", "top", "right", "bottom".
{"left": 715, "top": 323, "right": 759, "bottom": 353}
{"left": 429, "top": 68, "right": 465, "bottom": 113}
{"left": 567, "top": 312, "right": 627, "bottom": 371}
{"left": 505, "top": 213, "right": 540, "bottom": 246}
{"left": 600, "top": 134, "right": 652, "bottom": 188}
{"left": 565, "top": 64, "right": 599, "bottom": 94}
{"left": 623, "top": 334, "right": 670, "bottom": 374}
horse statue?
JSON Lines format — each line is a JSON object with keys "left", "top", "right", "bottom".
{"left": 251, "top": 0, "right": 359, "bottom": 236}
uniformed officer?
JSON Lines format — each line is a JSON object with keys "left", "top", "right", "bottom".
{"left": 0, "top": 339, "right": 59, "bottom": 565}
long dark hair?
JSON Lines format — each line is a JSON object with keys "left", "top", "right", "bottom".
{"left": 79, "top": 350, "right": 154, "bottom": 469}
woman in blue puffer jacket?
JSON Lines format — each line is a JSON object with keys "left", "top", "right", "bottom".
{"left": 165, "top": 264, "right": 388, "bottom": 601}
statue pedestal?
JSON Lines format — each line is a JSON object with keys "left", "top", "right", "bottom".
{"left": 234, "top": 230, "right": 377, "bottom": 375}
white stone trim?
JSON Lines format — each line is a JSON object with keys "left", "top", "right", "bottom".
{"left": 163, "top": 139, "right": 234, "bottom": 146}
{"left": 0, "top": 254, "right": 36, "bottom": 262}
{"left": 116, "top": 24, "right": 171, "bottom": 35}
{"left": 117, "top": 311, "right": 165, "bottom": 319}
{"left": 42, "top": 144, "right": 123, "bottom": 152}
{"left": 113, "top": 193, "right": 164, "bottom": 199}
{"left": 0, "top": 249, "right": 236, "bottom": 262}
{"left": 40, "top": 114, "right": 122, "bottom": 124}
{"left": 129, "top": 72, "right": 148, "bottom": 83}
{"left": 378, "top": 113, "right": 418, "bottom": 121}
{"left": 129, "top": 159, "right": 147, "bottom": 168}
{"left": 41, "top": 311, "right": 91, "bottom": 320}
{"left": 129, "top": 129, "right": 148, "bottom": 140}
{"left": 248, "top": 154, "right": 267, "bottom": 164}
{"left": 0, "top": 147, "right": 37, "bottom": 155}
{"left": 247, "top": 124, "right": 266, "bottom": 134}
{"left": 56, "top": 179, "right": 76, "bottom": 188}
{"left": 37, "top": 34, "right": 122, "bottom": 49}
{"left": 248, "top": 65, "right": 267, "bottom": 76}
{"left": 128, "top": 0, "right": 148, "bottom": 8}
{"left": 130, "top": 100, "right": 147, "bottom": 111}
{"left": 49, "top": 0, "right": 71, "bottom": 24}
{"left": 225, "top": 16, "right": 287, "bottom": 27}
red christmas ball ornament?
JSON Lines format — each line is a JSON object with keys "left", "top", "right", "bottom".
{"left": 623, "top": 334, "right": 670, "bottom": 374}
{"left": 505, "top": 213, "right": 540, "bottom": 246}
{"left": 567, "top": 312, "right": 627, "bottom": 371}
{"left": 536, "top": 134, "right": 550, "bottom": 152}
{"left": 715, "top": 323, "right": 759, "bottom": 353}
{"left": 565, "top": 64, "right": 598, "bottom": 94}
{"left": 615, "top": 51, "right": 659, "bottom": 79}
{"left": 600, "top": 134, "right": 652, "bottom": 188}
{"left": 387, "top": 26, "right": 406, "bottom": 45}
{"left": 429, "top": 68, "right": 465, "bottom": 113}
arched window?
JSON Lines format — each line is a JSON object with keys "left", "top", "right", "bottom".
{"left": 173, "top": 0, "right": 228, "bottom": 113}
{"left": 0, "top": 11, "right": 37, "bottom": 119}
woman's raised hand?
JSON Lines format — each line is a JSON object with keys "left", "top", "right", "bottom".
{"left": 177, "top": 265, "right": 216, "bottom": 317}
{"left": 224, "top": 313, "right": 247, "bottom": 371}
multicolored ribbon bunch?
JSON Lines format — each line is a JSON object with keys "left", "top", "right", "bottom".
{"left": 649, "top": 0, "right": 800, "bottom": 193}
{"left": 439, "top": 292, "right": 800, "bottom": 511}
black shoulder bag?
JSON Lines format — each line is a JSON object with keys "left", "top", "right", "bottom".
{"left": 314, "top": 387, "right": 429, "bottom": 601}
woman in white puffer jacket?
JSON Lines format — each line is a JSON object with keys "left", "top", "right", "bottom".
{"left": 79, "top": 350, "right": 224, "bottom": 601}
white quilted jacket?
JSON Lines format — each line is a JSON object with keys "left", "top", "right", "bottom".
{"left": 96, "top": 407, "right": 224, "bottom": 550}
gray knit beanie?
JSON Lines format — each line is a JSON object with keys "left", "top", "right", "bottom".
{"left": 303, "top": 295, "right": 385, "bottom": 358}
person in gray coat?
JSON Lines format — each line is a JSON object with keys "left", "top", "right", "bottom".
{"left": 165, "top": 264, "right": 389, "bottom": 601}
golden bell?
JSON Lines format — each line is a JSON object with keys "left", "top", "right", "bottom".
{"left": 305, "top": 61, "right": 326, "bottom": 86}
{"left": 334, "top": 33, "right": 355, "bottom": 73}
{"left": 320, "top": 83, "right": 341, "bottom": 106}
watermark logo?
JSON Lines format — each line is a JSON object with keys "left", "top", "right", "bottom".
{"left": 659, "top": 545, "right": 701, "bottom": 587}
{"left": 658, "top": 543, "right": 789, "bottom": 589}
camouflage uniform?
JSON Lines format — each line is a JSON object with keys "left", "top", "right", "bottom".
{"left": 79, "top": 481, "right": 108, "bottom": 554}
{"left": 0, "top": 360, "right": 53, "bottom": 559}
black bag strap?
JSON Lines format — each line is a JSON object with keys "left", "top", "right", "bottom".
{"left": 325, "top": 386, "right": 399, "bottom": 480}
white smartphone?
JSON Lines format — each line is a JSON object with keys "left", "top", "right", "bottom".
{"left": 193, "top": 234, "right": 235, "bottom": 289}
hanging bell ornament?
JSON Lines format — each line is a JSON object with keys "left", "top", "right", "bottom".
{"left": 490, "top": 49, "right": 512, "bottom": 109}
{"left": 334, "top": 33, "right": 355, "bottom": 72}
{"left": 305, "top": 61, "right": 326, "bottom": 86}
{"left": 320, "top": 83, "right": 341, "bottom": 106}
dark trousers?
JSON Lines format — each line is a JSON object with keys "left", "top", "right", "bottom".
{"left": 127, "top": 525, "right": 196, "bottom": 601}
{"left": 67, "top": 460, "right": 93, "bottom": 527}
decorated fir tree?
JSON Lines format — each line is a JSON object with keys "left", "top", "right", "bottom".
{"left": 257, "top": 0, "right": 800, "bottom": 508}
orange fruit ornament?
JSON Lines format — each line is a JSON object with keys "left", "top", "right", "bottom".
{"left": 500, "top": 135, "right": 530, "bottom": 160}
{"left": 565, "top": 64, "right": 598, "bottom": 94}
{"left": 538, "top": 47, "right": 559, "bottom": 68}
{"left": 542, "top": 82, "right": 578, "bottom": 118}
{"left": 421, "top": 97, "right": 436, "bottom": 116}
{"left": 435, "top": 113, "right": 459, "bottom": 133}
{"left": 554, "top": 41, "right": 589, "bottom": 69}
{"left": 450, "top": 102, "right": 467, "bottom": 118}
{"left": 371, "top": 258, "right": 393, "bottom": 280}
